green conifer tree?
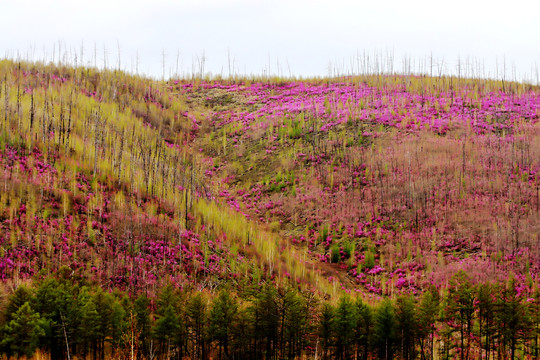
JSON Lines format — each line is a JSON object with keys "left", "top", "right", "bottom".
{"left": 395, "top": 295, "right": 417, "bottom": 360}
{"left": 319, "top": 303, "right": 334, "bottom": 360}
{"left": 355, "top": 298, "right": 373, "bottom": 360}
{"left": 209, "top": 290, "right": 238, "bottom": 359}
{"left": 187, "top": 292, "right": 208, "bottom": 360}
{"left": 374, "top": 300, "right": 397, "bottom": 360}
{"left": 0, "top": 302, "right": 45, "bottom": 358}
{"left": 333, "top": 296, "right": 357, "bottom": 360}
{"left": 134, "top": 294, "right": 152, "bottom": 359}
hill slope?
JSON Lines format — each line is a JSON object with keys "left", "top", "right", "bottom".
{"left": 1, "top": 61, "right": 540, "bottom": 359}
{"left": 1, "top": 61, "right": 540, "bottom": 297}
{"left": 0, "top": 61, "right": 336, "bottom": 298}
{"left": 187, "top": 76, "right": 540, "bottom": 296}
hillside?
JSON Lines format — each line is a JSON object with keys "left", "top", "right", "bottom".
{"left": 187, "top": 75, "right": 540, "bottom": 296}
{"left": 1, "top": 60, "right": 540, "bottom": 359}
{"left": 2, "top": 61, "right": 538, "bottom": 298}
{"left": 0, "top": 60, "right": 339, "bottom": 296}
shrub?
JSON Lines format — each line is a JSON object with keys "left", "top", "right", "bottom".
{"left": 364, "top": 250, "right": 375, "bottom": 269}
{"left": 331, "top": 244, "right": 341, "bottom": 263}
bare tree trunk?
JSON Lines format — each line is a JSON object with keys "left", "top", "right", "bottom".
{"left": 61, "top": 313, "right": 72, "bottom": 360}
{"left": 4, "top": 75, "right": 10, "bottom": 127}
{"left": 65, "top": 90, "right": 73, "bottom": 154}
{"left": 93, "top": 108, "right": 103, "bottom": 178}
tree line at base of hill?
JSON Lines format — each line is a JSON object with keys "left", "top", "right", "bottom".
{"left": 1, "top": 269, "right": 540, "bottom": 360}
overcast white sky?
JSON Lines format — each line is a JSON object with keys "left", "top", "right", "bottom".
{"left": 1, "top": 0, "right": 539, "bottom": 80}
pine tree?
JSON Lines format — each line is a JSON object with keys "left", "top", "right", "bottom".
{"left": 93, "top": 289, "right": 113, "bottom": 360}
{"left": 497, "top": 276, "right": 530, "bottom": 360}
{"left": 374, "top": 300, "right": 397, "bottom": 360}
{"left": 154, "top": 284, "right": 183, "bottom": 359}
{"left": 417, "top": 285, "right": 439, "bottom": 360}
{"left": 446, "top": 271, "right": 475, "bottom": 360}
{"left": 354, "top": 298, "right": 372, "bottom": 360}
{"left": 333, "top": 296, "right": 357, "bottom": 360}
{"left": 0, "top": 302, "right": 45, "bottom": 358}
{"left": 282, "top": 288, "right": 307, "bottom": 360}
{"left": 529, "top": 288, "right": 540, "bottom": 359}
{"left": 154, "top": 303, "right": 180, "bottom": 359}
{"left": 134, "top": 294, "right": 152, "bottom": 360}
{"left": 187, "top": 292, "right": 208, "bottom": 360}
{"left": 3, "top": 285, "right": 33, "bottom": 323}
{"left": 32, "top": 277, "right": 77, "bottom": 359}
{"left": 319, "top": 303, "right": 334, "bottom": 360}
{"left": 251, "top": 284, "right": 279, "bottom": 359}
{"left": 77, "top": 287, "right": 101, "bottom": 359}
{"left": 110, "top": 300, "right": 127, "bottom": 355}
{"left": 209, "top": 290, "right": 238, "bottom": 359}
{"left": 230, "top": 306, "right": 252, "bottom": 359}
{"left": 395, "top": 295, "right": 417, "bottom": 360}
{"left": 476, "top": 283, "right": 496, "bottom": 360}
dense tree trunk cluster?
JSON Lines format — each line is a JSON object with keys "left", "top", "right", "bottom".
{"left": 1, "top": 270, "right": 539, "bottom": 359}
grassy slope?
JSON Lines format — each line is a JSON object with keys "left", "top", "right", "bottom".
{"left": 0, "top": 60, "right": 338, "bottom": 300}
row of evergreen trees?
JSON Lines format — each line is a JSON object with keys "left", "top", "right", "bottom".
{"left": 1, "top": 269, "right": 539, "bottom": 359}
